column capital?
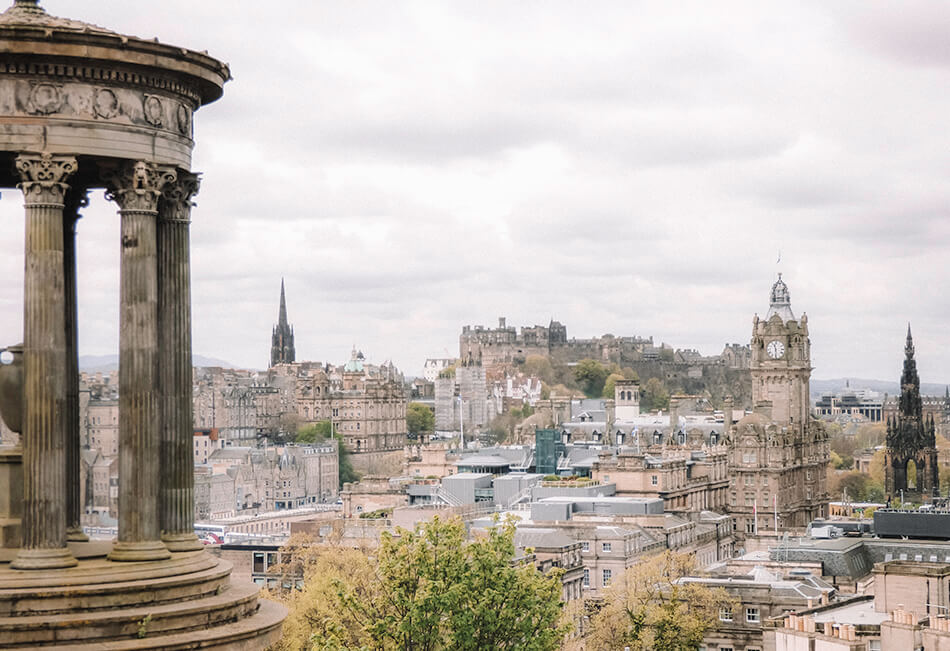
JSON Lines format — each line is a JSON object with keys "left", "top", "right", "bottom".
{"left": 104, "top": 160, "right": 177, "bottom": 213}
{"left": 14, "top": 153, "right": 78, "bottom": 206}
{"left": 160, "top": 171, "right": 200, "bottom": 223}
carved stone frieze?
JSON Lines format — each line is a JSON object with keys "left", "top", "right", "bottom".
{"left": 160, "top": 171, "right": 200, "bottom": 223}
{"left": 27, "top": 82, "right": 63, "bottom": 114}
{"left": 103, "top": 161, "right": 177, "bottom": 213}
{"left": 14, "top": 153, "right": 78, "bottom": 205}
{"left": 3, "top": 79, "right": 195, "bottom": 138}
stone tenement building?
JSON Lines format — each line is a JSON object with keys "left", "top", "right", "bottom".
{"left": 729, "top": 274, "right": 829, "bottom": 533}
{"left": 884, "top": 326, "right": 939, "bottom": 502}
{"left": 288, "top": 348, "right": 408, "bottom": 470}
{"left": 193, "top": 366, "right": 288, "bottom": 443}
{"left": 270, "top": 278, "right": 295, "bottom": 367}
{"left": 196, "top": 444, "right": 338, "bottom": 520}
{"left": 459, "top": 316, "right": 753, "bottom": 404}
{"left": 192, "top": 351, "right": 409, "bottom": 469}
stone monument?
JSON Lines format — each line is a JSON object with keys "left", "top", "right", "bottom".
{"left": 0, "top": 1, "right": 285, "bottom": 647}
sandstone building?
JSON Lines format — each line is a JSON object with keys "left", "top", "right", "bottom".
{"left": 729, "top": 274, "right": 829, "bottom": 533}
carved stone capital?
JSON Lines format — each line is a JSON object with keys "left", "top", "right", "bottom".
{"left": 103, "top": 161, "right": 177, "bottom": 213}
{"left": 14, "top": 154, "right": 78, "bottom": 206}
{"left": 160, "top": 171, "right": 200, "bottom": 223}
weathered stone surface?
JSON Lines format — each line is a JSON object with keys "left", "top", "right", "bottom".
{"left": 0, "top": 1, "right": 284, "bottom": 646}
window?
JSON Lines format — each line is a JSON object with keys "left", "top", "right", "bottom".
{"left": 602, "top": 569, "right": 612, "bottom": 585}
{"left": 746, "top": 607, "right": 760, "bottom": 623}
{"left": 868, "top": 641, "right": 881, "bottom": 651}
{"left": 581, "top": 542, "right": 589, "bottom": 552}
{"left": 602, "top": 542, "right": 612, "bottom": 552}
{"left": 651, "top": 475, "right": 658, "bottom": 486}
{"left": 719, "top": 607, "right": 733, "bottom": 622}
{"left": 253, "top": 552, "right": 265, "bottom": 573}
{"left": 583, "top": 568, "right": 589, "bottom": 587}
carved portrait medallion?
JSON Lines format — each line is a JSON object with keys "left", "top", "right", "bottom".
{"left": 93, "top": 88, "right": 119, "bottom": 119}
{"left": 143, "top": 94, "right": 163, "bottom": 127}
{"left": 176, "top": 104, "right": 190, "bottom": 136}
{"left": 28, "top": 83, "right": 64, "bottom": 115}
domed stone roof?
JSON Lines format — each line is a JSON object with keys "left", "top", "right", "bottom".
{"left": 0, "top": 0, "right": 115, "bottom": 34}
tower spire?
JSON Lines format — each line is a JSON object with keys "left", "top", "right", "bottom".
{"left": 278, "top": 277, "right": 288, "bottom": 326}
{"left": 270, "top": 278, "right": 295, "bottom": 367}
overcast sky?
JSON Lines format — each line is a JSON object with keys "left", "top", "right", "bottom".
{"left": 1, "top": 1, "right": 948, "bottom": 383}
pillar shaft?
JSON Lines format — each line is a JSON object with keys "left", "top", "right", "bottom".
{"left": 64, "top": 190, "right": 88, "bottom": 542}
{"left": 158, "top": 172, "right": 202, "bottom": 551}
{"left": 11, "top": 153, "right": 79, "bottom": 570}
{"left": 104, "top": 161, "right": 176, "bottom": 562}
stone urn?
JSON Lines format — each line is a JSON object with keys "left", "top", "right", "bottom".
{"left": 0, "top": 343, "right": 23, "bottom": 434}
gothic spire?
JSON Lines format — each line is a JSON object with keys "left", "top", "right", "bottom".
{"left": 898, "top": 323, "right": 922, "bottom": 422}
{"left": 278, "top": 277, "right": 288, "bottom": 327}
{"left": 270, "top": 278, "right": 295, "bottom": 367}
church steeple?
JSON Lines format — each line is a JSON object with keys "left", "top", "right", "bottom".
{"left": 270, "top": 278, "right": 295, "bottom": 367}
{"left": 278, "top": 278, "right": 288, "bottom": 328}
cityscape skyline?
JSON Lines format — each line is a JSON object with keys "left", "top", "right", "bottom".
{"left": 1, "top": 1, "right": 948, "bottom": 382}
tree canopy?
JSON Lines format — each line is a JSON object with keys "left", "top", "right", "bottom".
{"left": 407, "top": 402, "right": 435, "bottom": 438}
{"left": 276, "top": 516, "right": 567, "bottom": 651}
{"left": 588, "top": 550, "right": 735, "bottom": 651}
{"left": 640, "top": 377, "right": 670, "bottom": 412}
{"left": 573, "top": 359, "right": 610, "bottom": 398}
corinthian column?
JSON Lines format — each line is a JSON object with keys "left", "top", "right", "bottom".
{"left": 158, "top": 171, "right": 203, "bottom": 552}
{"left": 11, "top": 153, "right": 79, "bottom": 570}
{"left": 64, "top": 189, "right": 89, "bottom": 542}
{"left": 104, "top": 161, "right": 176, "bottom": 562}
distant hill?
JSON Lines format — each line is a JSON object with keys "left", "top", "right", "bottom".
{"left": 811, "top": 378, "right": 949, "bottom": 400}
{"left": 79, "top": 354, "right": 240, "bottom": 373}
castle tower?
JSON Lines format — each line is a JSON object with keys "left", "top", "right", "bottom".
{"left": 270, "top": 279, "right": 295, "bottom": 367}
{"left": 884, "top": 325, "right": 939, "bottom": 502}
{"left": 730, "top": 274, "right": 828, "bottom": 533}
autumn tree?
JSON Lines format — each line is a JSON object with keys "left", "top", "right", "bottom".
{"left": 276, "top": 516, "right": 566, "bottom": 651}
{"left": 588, "top": 550, "right": 735, "bottom": 651}
{"left": 574, "top": 359, "right": 609, "bottom": 398}
{"left": 640, "top": 377, "right": 670, "bottom": 411}
{"left": 602, "top": 372, "right": 626, "bottom": 399}
{"left": 406, "top": 402, "right": 435, "bottom": 438}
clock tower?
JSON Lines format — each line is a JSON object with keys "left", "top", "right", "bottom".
{"left": 750, "top": 274, "right": 811, "bottom": 430}
{"left": 728, "top": 274, "right": 828, "bottom": 533}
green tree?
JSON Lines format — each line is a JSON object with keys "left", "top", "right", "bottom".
{"left": 603, "top": 373, "right": 626, "bottom": 399}
{"left": 296, "top": 421, "right": 357, "bottom": 488}
{"left": 276, "top": 517, "right": 566, "bottom": 651}
{"left": 640, "top": 377, "right": 670, "bottom": 412}
{"left": 407, "top": 402, "right": 435, "bottom": 439}
{"left": 573, "top": 359, "right": 609, "bottom": 398}
{"left": 296, "top": 421, "right": 332, "bottom": 443}
{"left": 588, "top": 551, "right": 735, "bottom": 651}
{"left": 832, "top": 471, "right": 871, "bottom": 501}
{"left": 522, "top": 355, "right": 556, "bottom": 385}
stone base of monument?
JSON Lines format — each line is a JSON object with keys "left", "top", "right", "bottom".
{"left": 0, "top": 446, "right": 22, "bottom": 548}
{"left": 0, "top": 543, "right": 286, "bottom": 649}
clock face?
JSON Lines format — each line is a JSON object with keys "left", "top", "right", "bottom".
{"left": 767, "top": 340, "right": 785, "bottom": 359}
